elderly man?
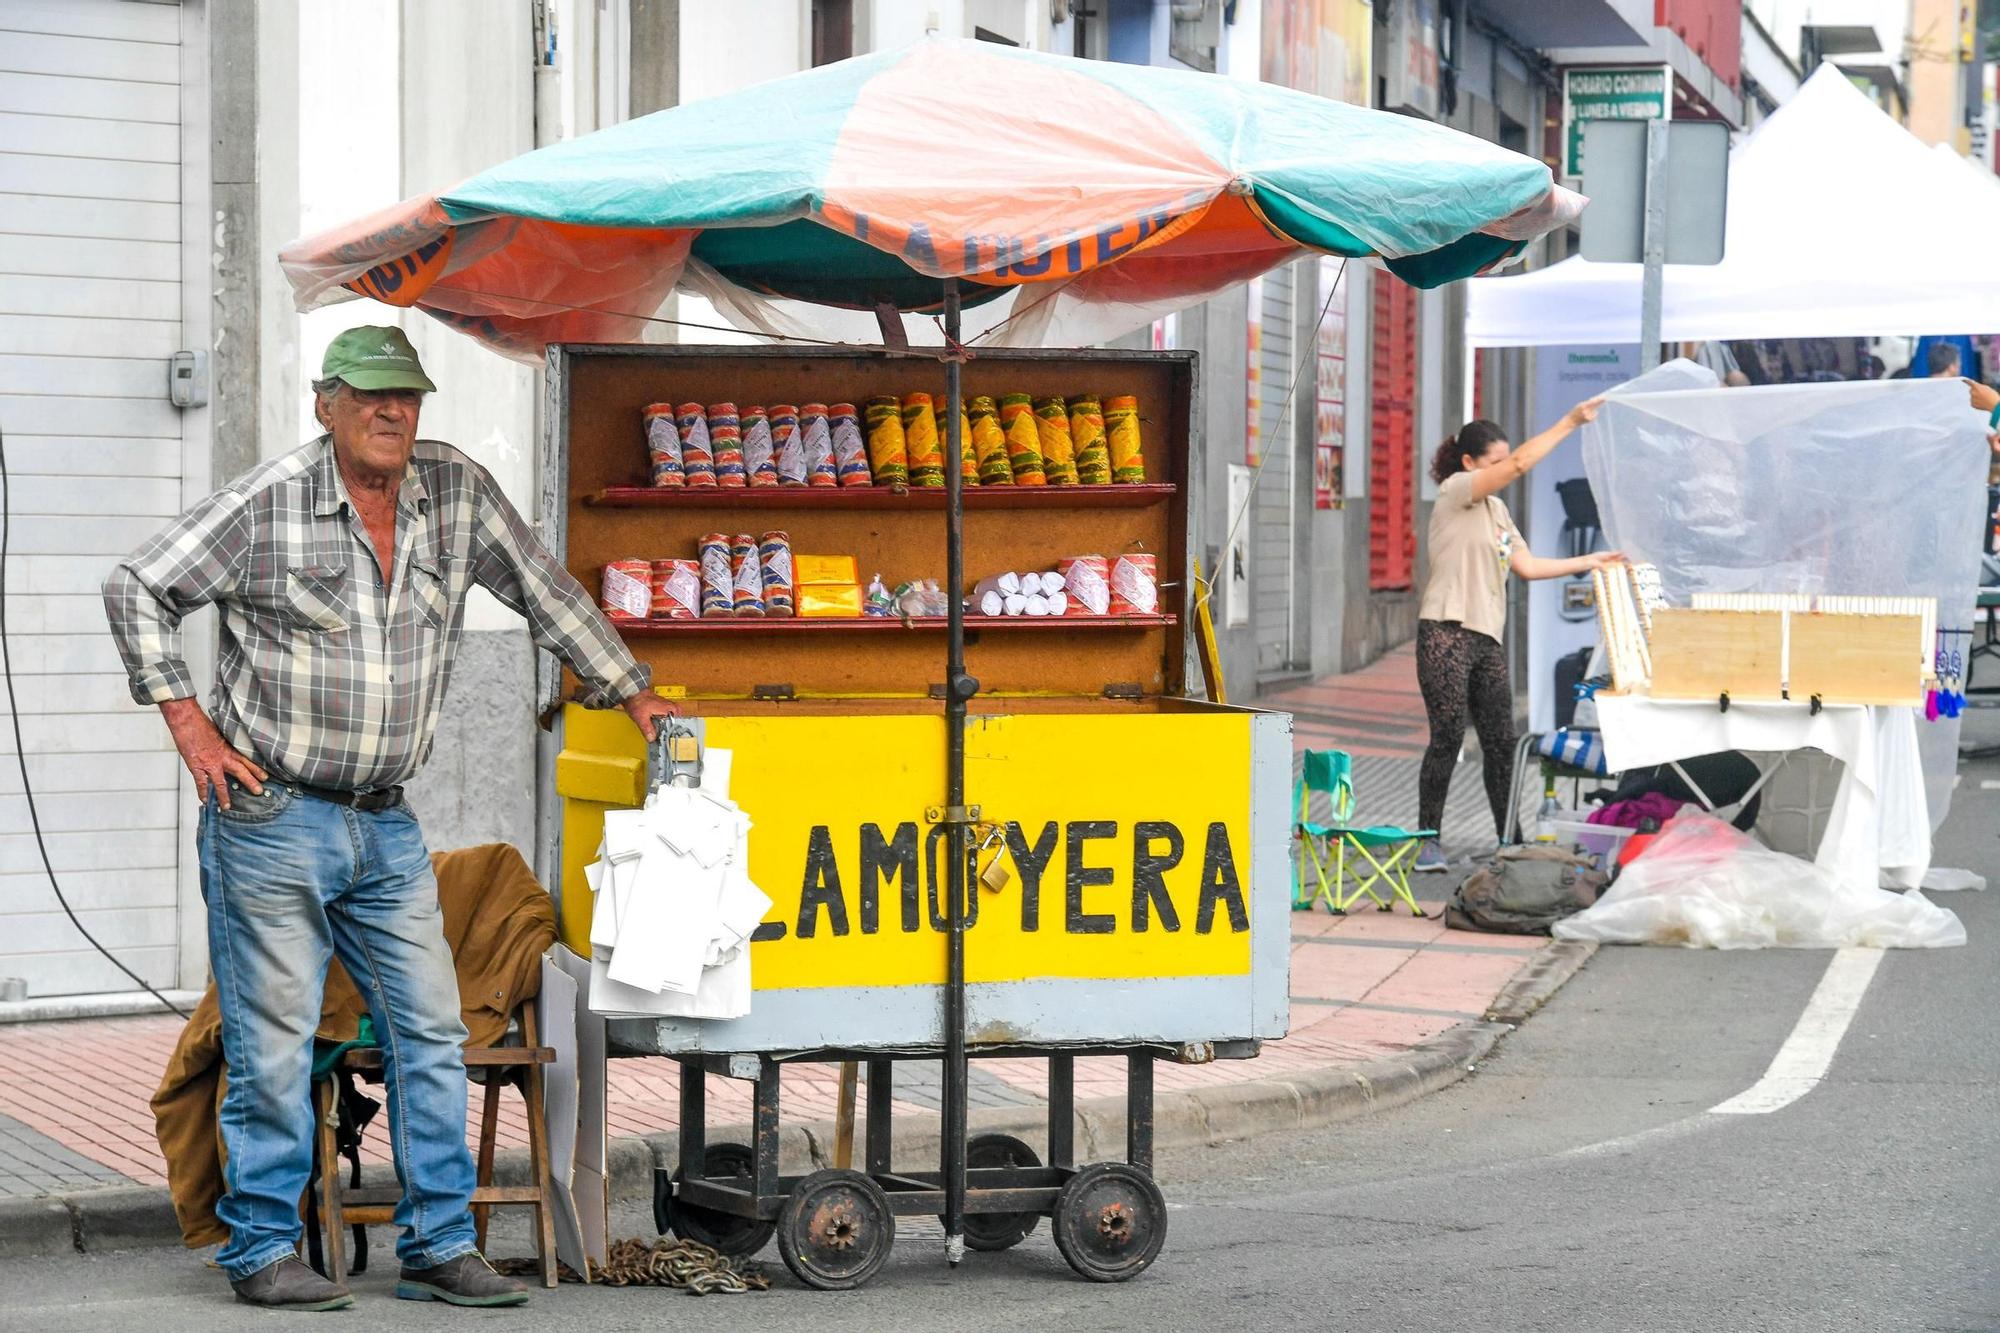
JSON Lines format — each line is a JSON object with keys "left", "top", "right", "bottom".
{"left": 105, "top": 326, "right": 673, "bottom": 1311}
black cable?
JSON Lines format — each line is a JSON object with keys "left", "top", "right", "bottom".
{"left": 0, "top": 416, "right": 191, "bottom": 1020}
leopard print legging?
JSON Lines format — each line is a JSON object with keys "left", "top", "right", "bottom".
{"left": 1415, "top": 619, "right": 1515, "bottom": 841}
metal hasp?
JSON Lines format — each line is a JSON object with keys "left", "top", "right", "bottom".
{"left": 939, "top": 279, "right": 973, "bottom": 1267}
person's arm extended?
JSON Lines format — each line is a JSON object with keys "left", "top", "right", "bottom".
{"left": 1510, "top": 547, "right": 1625, "bottom": 582}
{"left": 1466, "top": 397, "right": 1604, "bottom": 501}
{"left": 103, "top": 488, "right": 267, "bottom": 805}
{"left": 465, "top": 460, "right": 677, "bottom": 737}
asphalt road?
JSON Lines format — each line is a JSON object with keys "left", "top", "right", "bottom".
{"left": 6, "top": 733, "right": 1996, "bottom": 1333}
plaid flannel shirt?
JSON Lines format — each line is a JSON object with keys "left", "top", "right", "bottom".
{"left": 104, "top": 436, "right": 648, "bottom": 791}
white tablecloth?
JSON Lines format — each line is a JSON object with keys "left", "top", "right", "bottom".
{"left": 1593, "top": 695, "right": 1931, "bottom": 892}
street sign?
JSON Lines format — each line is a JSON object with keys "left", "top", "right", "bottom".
{"left": 1579, "top": 119, "right": 1730, "bottom": 265}
{"left": 1563, "top": 64, "right": 1672, "bottom": 179}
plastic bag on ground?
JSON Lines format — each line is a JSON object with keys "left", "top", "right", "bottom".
{"left": 1553, "top": 810, "right": 1965, "bottom": 950}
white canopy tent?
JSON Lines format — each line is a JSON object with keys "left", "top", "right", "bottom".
{"left": 1468, "top": 64, "right": 2000, "bottom": 348}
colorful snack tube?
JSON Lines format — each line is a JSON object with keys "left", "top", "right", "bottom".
{"left": 1104, "top": 394, "right": 1147, "bottom": 483}
{"left": 698, "top": 533, "right": 734, "bottom": 618}
{"left": 968, "top": 396, "right": 1014, "bottom": 486}
{"left": 800, "top": 402, "right": 839, "bottom": 488}
{"left": 758, "top": 529, "right": 795, "bottom": 617}
{"left": 708, "top": 402, "right": 746, "bottom": 487}
{"left": 643, "top": 404, "right": 684, "bottom": 488}
{"left": 1033, "top": 396, "right": 1078, "bottom": 485}
{"left": 601, "top": 558, "right": 652, "bottom": 622}
{"left": 649, "top": 558, "right": 701, "bottom": 620}
{"left": 901, "top": 392, "right": 944, "bottom": 487}
{"left": 769, "top": 404, "right": 808, "bottom": 486}
{"left": 998, "top": 393, "right": 1046, "bottom": 485}
{"left": 1110, "top": 552, "right": 1159, "bottom": 615}
{"left": 829, "top": 402, "right": 871, "bottom": 487}
{"left": 864, "top": 396, "right": 909, "bottom": 488}
{"left": 937, "top": 404, "right": 976, "bottom": 485}
{"left": 1060, "top": 554, "right": 1111, "bottom": 616}
{"left": 742, "top": 405, "right": 779, "bottom": 487}
{"left": 1068, "top": 394, "right": 1112, "bottom": 485}
{"left": 729, "top": 532, "right": 765, "bottom": 616}
{"left": 677, "top": 402, "right": 716, "bottom": 488}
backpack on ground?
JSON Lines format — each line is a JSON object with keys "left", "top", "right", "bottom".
{"left": 1446, "top": 844, "right": 1607, "bottom": 935}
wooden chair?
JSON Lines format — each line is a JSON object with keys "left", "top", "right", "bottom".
{"left": 310, "top": 1001, "right": 559, "bottom": 1287}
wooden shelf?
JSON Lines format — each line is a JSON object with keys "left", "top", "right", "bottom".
{"left": 616, "top": 613, "right": 1177, "bottom": 636}
{"left": 586, "top": 483, "right": 1175, "bottom": 511}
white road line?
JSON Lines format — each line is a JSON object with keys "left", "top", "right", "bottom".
{"left": 1709, "top": 947, "right": 1885, "bottom": 1116}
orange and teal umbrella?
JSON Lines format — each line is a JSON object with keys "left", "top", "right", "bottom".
{"left": 282, "top": 38, "right": 1580, "bottom": 357}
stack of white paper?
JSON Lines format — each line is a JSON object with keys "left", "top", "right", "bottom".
{"left": 585, "top": 776, "right": 770, "bottom": 1019}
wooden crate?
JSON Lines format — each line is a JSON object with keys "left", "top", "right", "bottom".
{"left": 1646, "top": 608, "right": 1785, "bottom": 702}
{"left": 1788, "top": 613, "right": 1925, "bottom": 706}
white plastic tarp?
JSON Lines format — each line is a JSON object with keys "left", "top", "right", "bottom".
{"left": 1553, "top": 810, "right": 1965, "bottom": 950}
{"left": 1467, "top": 65, "right": 2000, "bottom": 347}
{"left": 1583, "top": 368, "right": 1990, "bottom": 829}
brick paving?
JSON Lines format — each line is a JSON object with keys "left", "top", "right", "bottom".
{"left": 0, "top": 642, "right": 1549, "bottom": 1200}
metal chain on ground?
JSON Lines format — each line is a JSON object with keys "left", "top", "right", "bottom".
{"left": 492, "top": 1238, "right": 772, "bottom": 1295}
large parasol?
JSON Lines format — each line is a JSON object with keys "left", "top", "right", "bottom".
{"left": 281, "top": 36, "right": 1583, "bottom": 1266}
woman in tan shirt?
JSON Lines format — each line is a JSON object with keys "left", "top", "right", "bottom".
{"left": 1412, "top": 400, "right": 1620, "bottom": 872}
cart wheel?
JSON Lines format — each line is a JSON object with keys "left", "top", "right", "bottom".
{"left": 948, "top": 1132, "right": 1042, "bottom": 1252}
{"left": 664, "top": 1142, "right": 776, "bottom": 1258}
{"left": 1051, "top": 1162, "right": 1167, "bottom": 1283}
{"left": 777, "top": 1169, "right": 894, "bottom": 1291}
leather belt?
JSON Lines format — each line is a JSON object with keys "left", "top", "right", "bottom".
{"left": 294, "top": 782, "right": 404, "bottom": 813}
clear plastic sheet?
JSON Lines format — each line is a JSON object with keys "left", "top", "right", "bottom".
{"left": 1583, "top": 365, "right": 1990, "bottom": 827}
{"left": 1553, "top": 811, "right": 1966, "bottom": 950}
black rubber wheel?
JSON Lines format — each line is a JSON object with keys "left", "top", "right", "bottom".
{"left": 1051, "top": 1162, "right": 1167, "bottom": 1283}
{"left": 947, "top": 1132, "right": 1042, "bottom": 1252}
{"left": 776, "top": 1168, "right": 895, "bottom": 1291}
{"left": 663, "top": 1142, "right": 776, "bottom": 1258}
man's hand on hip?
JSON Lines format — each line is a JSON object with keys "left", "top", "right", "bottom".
{"left": 621, "top": 690, "right": 681, "bottom": 741}
{"left": 159, "top": 697, "right": 266, "bottom": 808}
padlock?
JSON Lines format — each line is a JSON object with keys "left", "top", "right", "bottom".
{"left": 974, "top": 823, "right": 1011, "bottom": 893}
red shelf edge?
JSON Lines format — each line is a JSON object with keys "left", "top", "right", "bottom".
{"left": 614, "top": 613, "right": 1178, "bottom": 635}
{"left": 585, "top": 483, "right": 1176, "bottom": 509}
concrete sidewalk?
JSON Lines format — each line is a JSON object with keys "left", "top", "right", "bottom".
{"left": 0, "top": 643, "right": 1585, "bottom": 1253}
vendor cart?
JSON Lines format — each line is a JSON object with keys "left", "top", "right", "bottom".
{"left": 541, "top": 341, "right": 1291, "bottom": 1287}
{"left": 279, "top": 34, "right": 1584, "bottom": 1292}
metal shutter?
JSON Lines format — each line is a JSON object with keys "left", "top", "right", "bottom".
{"left": 1252, "top": 260, "right": 1297, "bottom": 673}
{"left": 1368, "top": 278, "right": 1416, "bottom": 591}
{"left": 0, "top": 0, "right": 188, "bottom": 997}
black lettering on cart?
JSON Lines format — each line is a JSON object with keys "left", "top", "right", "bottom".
{"left": 1196, "top": 821, "right": 1249, "bottom": 933}
{"left": 1131, "top": 820, "right": 1184, "bottom": 932}
{"left": 860, "top": 821, "right": 919, "bottom": 934}
{"left": 1065, "top": 820, "right": 1117, "bottom": 935}
{"left": 751, "top": 920, "right": 787, "bottom": 942}
{"left": 797, "top": 825, "right": 849, "bottom": 938}
{"left": 923, "top": 824, "right": 979, "bottom": 932}
{"left": 1006, "top": 821, "right": 1059, "bottom": 932}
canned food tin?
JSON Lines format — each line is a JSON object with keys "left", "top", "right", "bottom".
{"left": 649, "top": 558, "right": 701, "bottom": 620}
{"left": 1059, "top": 555, "right": 1111, "bottom": 616}
{"left": 1109, "top": 552, "right": 1158, "bottom": 615}
{"left": 601, "top": 558, "right": 653, "bottom": 622}
{"left": 643, "top": 403, "right": 684, "bottom": 488}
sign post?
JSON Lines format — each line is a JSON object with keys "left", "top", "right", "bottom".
{"left": 1562, "top": 65, "right": 1671, "bottom": 181}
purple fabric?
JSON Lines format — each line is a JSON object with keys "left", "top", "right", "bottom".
{"left": 1587, "top": 792, "right": 1688, "bottom": 831}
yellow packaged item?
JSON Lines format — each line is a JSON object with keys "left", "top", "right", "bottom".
{"left": 969, "top": 396, "right": 1014, "bottom": 486}
{"left": 901, "top": 392, "right": 945, "bottom": 487}
{"left": 863, "top": 396, "right": 908, "bottom": 487}
{"left": 1105, "top": 394, "right": 1147, "bottom": 483}
{"left": 998, "top": 392, "right": 1046, "bottom": 485}
{"left": 794, "top": 554, "right": 860, "bottom": 586}
{"left": 1068, "top": 394, "right": 1113, "bottom": 485}
{"left": 797, "top": 583, "right": 865, "bottom": 618}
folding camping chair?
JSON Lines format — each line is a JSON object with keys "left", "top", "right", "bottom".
{"left": 1292, "top": 749, "right": 1434, "bottom": 918}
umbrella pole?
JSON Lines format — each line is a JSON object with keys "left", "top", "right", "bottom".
{"left": 940, "top": 280, "right": 971, "bottom": 1267}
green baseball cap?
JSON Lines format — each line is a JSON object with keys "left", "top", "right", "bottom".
{"left": 320, "top": 325, "right": 437, "bottom": 393}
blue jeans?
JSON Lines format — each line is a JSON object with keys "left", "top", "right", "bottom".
{"left": 198, "top": 783, "right": 476, "bottom": 1280}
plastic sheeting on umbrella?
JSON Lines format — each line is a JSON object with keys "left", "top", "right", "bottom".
{"left": 280, "top": 38, "right": 1582, "bottom": 360}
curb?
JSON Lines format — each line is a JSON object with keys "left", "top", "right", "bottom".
{"left": 14, "top": 942, "right": 1595, "bottom": 1257}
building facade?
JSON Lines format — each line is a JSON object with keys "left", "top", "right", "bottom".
{"left": 1, "top": 0, "right": 1749, "bottom": 1002}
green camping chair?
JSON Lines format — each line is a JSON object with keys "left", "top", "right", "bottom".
{"left": 1292, "top": 749, "right": 1434, "bottom": 917}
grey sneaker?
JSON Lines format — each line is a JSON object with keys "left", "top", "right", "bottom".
{"left": 1412, "top": 840, "right": 1450, "bottom": 873}
{"left": 396, "top": 1252, "right": 530, "bottom": 1307}
{"left": 230, "top": 1255, "right": 354, "bottom": 1311}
